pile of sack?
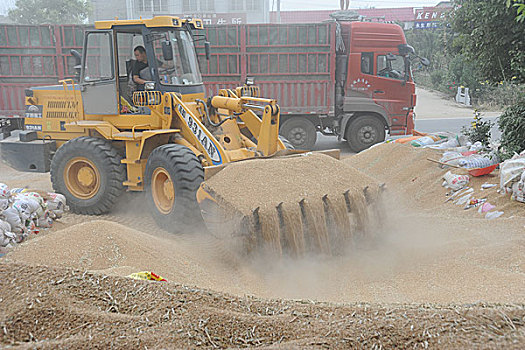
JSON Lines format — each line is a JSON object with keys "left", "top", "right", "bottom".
{"left": 439, "top": 149, "right": 499, "bottom": 170}
{"left": 500, "top": 150, "right": 525, "bottom": 203}
{"left": 391, "top": 131, "right": 500, "bottom": 167}
{"left": 0, "top": 183, "right": 67, "bottom": 248}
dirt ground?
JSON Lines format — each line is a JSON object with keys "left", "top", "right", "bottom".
{"left": 1, "top": 143, "right": 524, "bottom": 348}
{"left": 414, "top": 87, "right": 501, "bottom": 119}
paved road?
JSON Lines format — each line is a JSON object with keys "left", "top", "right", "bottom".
{"left": 415, "top": 116, "right": 501, "bottom": 139}
{"left": 313, "top": 115, "right": 501, "bottom": 155}
{"left": 313, "top": 87, "right": 502, "bottom": 155}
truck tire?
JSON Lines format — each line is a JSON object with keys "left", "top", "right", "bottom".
{"left": 346, "top": 115, "right": 386, "bottom": 153}
{"left": 50, "top": 136, "right": 126, "bottom": 215}
{"left": 279, "top": 136, "right": 295, "bottom": 150}
{"left": 279, "top": 117, "right": 317, "bottom": 150}
{"left": 144, "top": 144, "right": 205, "bottom": 233}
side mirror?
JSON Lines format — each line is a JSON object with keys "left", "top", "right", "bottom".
{"left": 70, "top": 49, "right": 82, "bottom": 80}
{"left": 161, "top": 40, "right": 173, "bottom": 61}
{"left": 420, "top": 57, "right": 430, "bottom": 67}
{"left": 398, "top": 44, "right": 415, "bottom": 56}
{"left": 204, "top": 41, "right": 211, "bottom": 60}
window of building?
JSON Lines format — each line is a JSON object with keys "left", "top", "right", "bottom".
{"left": 201, "top": 0, "right": 215, "bottom": 11}
{"left": 231, "top": 0, "right": 244, "bottom": 11}
{"left": 183, "top": 0, "right": 214, "bottom": 12}
{"left": 182, "top": 0, "right": 198, "bottom": 12}
{"left": 231, "top": 0, "right": 261, "bottom": 11}
{"left": 246, "top": 0, "right": 260, "bottom": 11}
{"left": 135, "top": 0, "right": 168, "bottom": 12}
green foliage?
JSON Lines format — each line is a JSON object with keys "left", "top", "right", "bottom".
{"left": 8, "top": 0, "right": 91, "bottom": 25}
{"left": 507, "top": 0, "right": 525, "bottom": 22}
{"left": 430, "top": 70, "right": 444, "bottom": 87}
{"left": 461, "top": 111, "right": 494, "bottom": 145}
{"left": 475, "top": 81, "right": 524, "bottom": 108}
{"left": 446, "top": 55, "right": 482, "bottom": 91}
{"left": 406, "top": 1, "right": 525, "bottom": 108}
{"left": 498, "top": 95, "right": 525, "bottom": 160}
{"left": 450, "top": 0, "right": 525, "bottom": 84}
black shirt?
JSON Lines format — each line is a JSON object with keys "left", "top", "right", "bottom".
{"left": 132, "top": 59, "right": 164, "bottom": 90}
{"left": 132, "top": 60, "right": 149, "bottom": 91}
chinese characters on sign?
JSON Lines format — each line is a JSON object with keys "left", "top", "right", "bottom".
{"left": 184, "top": 13, "right": 247, "bottom": 25}
{"left": 414, "top": 22, "right": 441, "bottom": 29}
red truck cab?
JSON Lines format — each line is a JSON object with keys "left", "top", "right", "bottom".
{"left": 335, "top": 21, "right": 417, "bottom": 151}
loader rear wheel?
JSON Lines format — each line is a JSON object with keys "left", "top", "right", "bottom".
{"left": 145, "top": 144, "right": 204, "bottom": 233}
{"left": 50, "top": 136, "right": 126, "bottom": 215}
{"left": 279, "top": 117, "right": 317, "bottom": 150}
{"left": 346, "top": 115, "right": 386, "bottom": 153}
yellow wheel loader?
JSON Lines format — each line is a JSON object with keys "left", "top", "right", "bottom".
{"left": 3, "top": 17, "right": 384, "bottom": 256}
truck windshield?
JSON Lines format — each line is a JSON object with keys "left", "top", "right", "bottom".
{"left": 151, "top": 29, "right": 202, "bottom": 86}
{"left": 377, "top": 55, "right": 407, "bottom": 81}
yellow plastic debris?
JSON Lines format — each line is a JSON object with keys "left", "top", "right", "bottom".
{"left": 128, "top": 271, "right": 166, "bottom": 282}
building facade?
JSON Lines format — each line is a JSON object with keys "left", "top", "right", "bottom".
{"left": 91, "top": 0, "right": 269, "bottom": 24}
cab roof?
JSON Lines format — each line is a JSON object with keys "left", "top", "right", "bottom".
{"left": 94, "top": 16, "right": 203, "bottom": 30}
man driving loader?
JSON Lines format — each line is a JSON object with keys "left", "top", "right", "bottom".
{"left": 132, "top": 45, "right": 164, "bottom": 91}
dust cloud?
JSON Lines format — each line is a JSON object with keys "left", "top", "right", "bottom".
{"left": 2, "top": 146, "right": 524, "bottom": 305}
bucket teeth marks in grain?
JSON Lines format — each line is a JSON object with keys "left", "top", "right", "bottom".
{"left": 278, "top": 202, "right": 305, "bottom": 257}
{"left": 201, "top": 153, "right": 383, "bottom": 257}
{"left": 239, "top": 188, "right": 382, "bottom": 257}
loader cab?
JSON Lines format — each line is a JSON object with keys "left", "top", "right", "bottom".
{"left": 80, "top": 17, "right": 206, "bottom": 115}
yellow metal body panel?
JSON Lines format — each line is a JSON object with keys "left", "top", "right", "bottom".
{"left": 95, "top": 16, "right": 203, "bottom": 30}
{"left": 122, "top": 130, "right": 180, "bottom": 191}
{"left": 170, "top": 93, "right": 229, "bottom": 166}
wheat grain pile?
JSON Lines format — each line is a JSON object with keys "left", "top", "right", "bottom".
{"left": 1, "top": 145, "right": 525, "bottom": 348}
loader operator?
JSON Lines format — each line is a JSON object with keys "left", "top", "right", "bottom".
{"left": 132, "top": 45, "right": 165, "bottom": 91}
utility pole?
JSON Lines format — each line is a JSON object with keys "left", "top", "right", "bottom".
{"left": 277, "top": 0, "right": 281, "bottom": 23}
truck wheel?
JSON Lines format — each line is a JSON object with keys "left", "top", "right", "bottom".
{"left": 144, "top": 144, "right": 205, "bottom": 233}
{"left": 279, "top": 117, "right": 317, "bottom": 150}
{"left": 50, "top": 136, "right": 126, "bottom": 215}
{"left": 279, "top": 136, "right": 295, "bottom": 150}
{"left": 346, "top": 115, "right": 386, "bottom": 152}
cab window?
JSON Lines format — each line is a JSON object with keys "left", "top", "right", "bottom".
{"left": 377, "top": 54, "right": 405, "bottom": 80}
{"left": 83, "top": 32, "right": 114, "bottom": 82}
{"left": 361, "top": 52, "right": 374, "bottom": 75}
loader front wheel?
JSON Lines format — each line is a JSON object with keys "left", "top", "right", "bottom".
{"left": 145, "top": 144, "right": 204, "bottom": 233}
{"left": 50, "top": 137, "right": 126, "bottom": 215}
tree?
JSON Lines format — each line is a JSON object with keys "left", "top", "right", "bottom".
{"left": 450, "top": 0, "right": 525, "bottom": 83}
{"left": 507, "top": 0, "right": 525, "bottom": 22}
{"left": 8, "top": 0, "right": 91, "bottom": 25}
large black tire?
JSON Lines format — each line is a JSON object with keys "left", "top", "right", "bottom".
{"left": 279, "top": 117, "right": 317, "bottom": 150}
{"left": 345, "top": 115, "right": 386, "bottom": 153}
{"left": 144, "top": 144, "right": 205, "bottom": 233}
{"left": 50, "top": 136, "right": 126, "bottom": 215}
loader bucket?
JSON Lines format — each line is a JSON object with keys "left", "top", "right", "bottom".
{"left": 198, "top": 152, "right": 386, "bottom": 257}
